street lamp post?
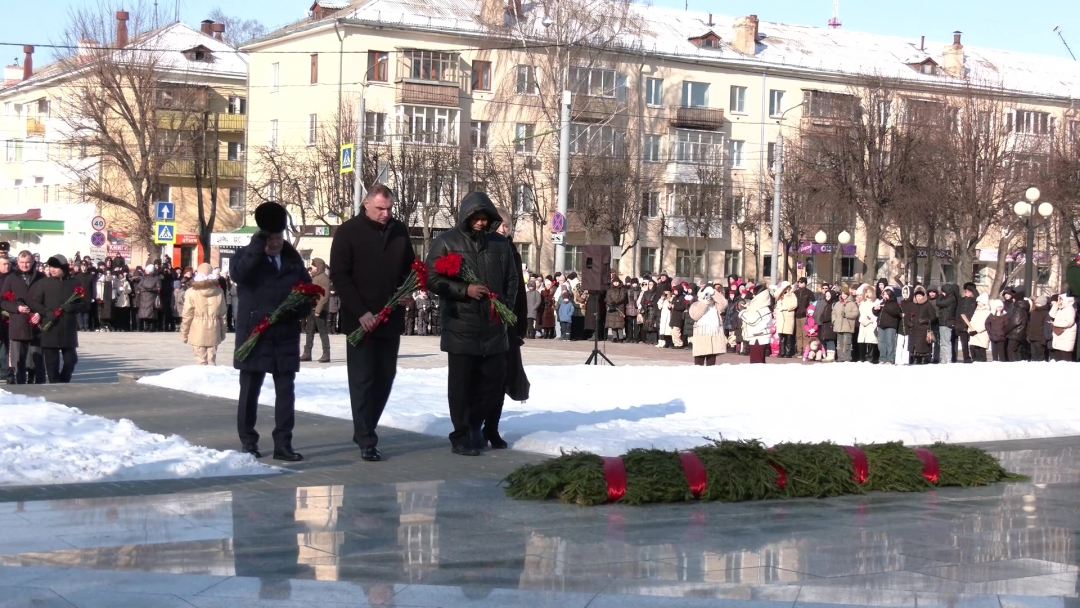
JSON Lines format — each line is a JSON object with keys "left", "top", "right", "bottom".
{"left": 1012, "top": 187, "right": 1054, "bottom": 296}
{"left": 815, "top": 229, "right": 851, "bottom": 284}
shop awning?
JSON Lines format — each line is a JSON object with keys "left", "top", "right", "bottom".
{"left": 210, "top": 225, "right": 256, "bottom": 248}
{"left": 0, "top": 219, "right": 65, "bottom": 233}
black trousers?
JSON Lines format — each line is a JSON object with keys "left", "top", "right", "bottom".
{"left": 1030, "top": 341, "right": 1048, "bottom": 362}
{"left": 237, "top": 370, "right": 296, "bottom": 449}
{"left": 990, "top": 341, "right": 1005, "bottom": 361}
{"left": 526, "top": 318, "right": 536, "bottom": 338}
{"left": 447, "top": 352, "right": 507, "bottom": 444}
{"left": 970, "top": 346, "right": 987, "bottom": 362}
{"left": 10, "top": 340, "right": 45, "bottom": 384}
{"left": 346, "top": 335, "right": 399, "bottom": 448}
{"left": 958, "top": 331, "right": 973, "bottom": 363}
{"left": 487, "top": 339, "right": 524, "bottom": 435}
{"left": 1006, "top": 339, "right": 1027, "bottom": 362}
{"left": 1052, "top": 349, "right": 1075, "bottom": 362}
{"left": 42, "top": 347, "right": 77, "bottom": 383}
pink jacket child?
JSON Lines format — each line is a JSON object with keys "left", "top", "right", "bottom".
{"left": 804, "top": 301, "right": 819, "bottom": 337}
{"left": 769, "top": 316, "right": 781, "bottom": 356}
{"left": 803, "top": 337, "right": 825, "bottom": 361}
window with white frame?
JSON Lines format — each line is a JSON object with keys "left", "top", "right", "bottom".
{"left": 229, "top": 187, "right": 243, "bottom": 210}
{"left": 365, "top": 111, "right": 386, "bottom": 142}
{"left": 645, "top": 77, "right": 663, "bottom": 106}
{"left": 729, "top": 85, "right": 746, "bottom": 113}
{"left": 514, "top": 123, "right": 534, "bottom": 154}
{"left": 730, "top": 140, "right": 745, "bottom": 168}
{"left": 228, "top": 95, "right": 247, "bottom": 114}
{"left": 639, "top": 247, "right": 657, "bottom": 274}
{"left": 1011, "top": 110, "right": 1052, "bottom": 135}
{"left": 570, "top": 67, "right": 617, "bottom": 98}
{"left": 271, "top": 63, "right": 279, "bottom": 92}
{"left": 400, "top": 106, "right": 459, "bottom": 144}
{"left": 4, "top": 139, "right": 23, "bottom": 163}
{"left": 518, "top": 242, "right": 531, "bottom": 268}
{"left": 569, "top": 124, "right": 624, "bottom": 156}
{"left": 307, "top": 114, "right": 317, "bottom": 145}
{"left": 671, "top": 130, "right": 722, "bottom": 163}
{"left": 681, "top": 81, "right": 709, "bottom": 107}
{"left": 406, "top": 50, "right": 458, "bottom": 82}
{"left": 730, "top": 194, "right": 746, "bottom": 222}
{"left": 724, "top": 250, "right": 742, "bottom": 277}
{"left": 565, "top": 245, "right": 583, "bottom": 272}
{"left": 516, "top": 65, "right": 539, "bottom": 94}
{"left": 269, "top": 120, "right": 278, "bottom": 149}
{"left": 768, "top": 89, "right": 784, "bottom": 117}
{"left": 513, "top": 184, "right": 535, "bottom": 214}
{"left": 676, "top": 249, "right": 703, "bottom": 277}
{"left": 642, "top": 191, "right": 660, "bottom": 218}
{"left": 470, "top": 121, "right": 490, "bottom": 149}
{"left": 643, "top": 134, "right": 661, "bottom": 162}
{"left": 227, "top": 141, "right": 245, "bottom": 161}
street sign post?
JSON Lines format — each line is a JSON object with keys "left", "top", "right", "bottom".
{"left": 153, "top": 222, "right": 177, "bottom": 245}
{"left": 91, "top": 216, "right": 107, "bottom": 232}
{"left": 550, "top": 233, "right": 564, "bottom": 245}
{"left": 551, "top": 211, "right": 565, "bottom": 234}
{"left": 155, "top": 201, "right": 175, "bottom": 221}
{"left": 340, "top": 143, "right": 355, "bottom": 174}
{"left": 90, "top": 231, "right": 106, "bottom": 247}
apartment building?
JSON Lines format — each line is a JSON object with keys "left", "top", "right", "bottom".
{"left": 0, "top": 15, "right": 249, "bottom": 267}
{"left": 243, "top": 0, "right": 1080, "bottom": 288}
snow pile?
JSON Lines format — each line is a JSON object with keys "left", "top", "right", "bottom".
{"left": 142, "top": 362, "right": 1077, "bottom": 457}
{"left": 0, "top": 391, "right": 276, "bottom": 486}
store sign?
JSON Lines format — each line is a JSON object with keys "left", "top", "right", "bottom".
{"left": 176, "top": 233, "right": 200, "bottom": 245}
{"left": 797, "top": 242, "right": 857, "bottom": 256}
{"left": 210, "top": 232, "right": 251, "bottom": 248}
{"left": 298, "top": 225, "right": 335, "bottom": 237}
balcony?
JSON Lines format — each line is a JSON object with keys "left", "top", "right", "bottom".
{"left": 571, "top": 96, "right": 620, "bottom": 123}
{"left": 396, "top": 80, "right": 460, "bottom": 107}
{"left": 670, "top": 106, "right": 725, "bottom": 131}
{"left": 216, "top": 113, "right": 246, "bottom": 131}
{"left": 26, "top": 117, "right": 45, "bottom": 136}
{"left": 161, "top": 158, "right": 243, "bottom": 179}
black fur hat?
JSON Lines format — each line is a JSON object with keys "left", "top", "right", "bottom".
{"left": 254, "top": 202, "right": 288, "bottom": 233}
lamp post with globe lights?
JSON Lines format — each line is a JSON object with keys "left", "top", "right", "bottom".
{"left": 1013, "top": 187, "right": 1054, "bottom": 296}
{"left": 815, "top": 229, "right": 852, "bottom": 284}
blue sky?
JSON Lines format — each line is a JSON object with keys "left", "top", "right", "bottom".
{"left": 2, "top": 0, "right": 1079, "bottom": 60}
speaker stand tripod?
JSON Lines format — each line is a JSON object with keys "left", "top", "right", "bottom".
{"left": 585, "top": 309, "right": 614, "bottom": 366}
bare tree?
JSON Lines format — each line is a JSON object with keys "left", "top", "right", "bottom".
{"left": 471, "top": 143, "right": 549, "bottom": 266}
{"left": 1045, "top": 114, "right": 1080, "bottom": 287}
{"left": 207, "top": 8, "right": 268, "bottom": 46}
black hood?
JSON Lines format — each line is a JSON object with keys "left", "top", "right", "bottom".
{"left": 941, "top": 283, "right": 960, "bottom": 299}
{"left": 457, "top": 192, "right": 502, "bottom": 234}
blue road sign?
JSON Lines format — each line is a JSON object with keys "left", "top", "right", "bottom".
{"left": 90, "top": 231, "right": 106, "bottom": 247}
{"left": 340, "top": 143, "right": 354, "bottom": 174}
{"left": 155, "top": 201, "right": 175, "bottom": 221}
{"left": 154, "top": 222, "right": 176, "bottom": 244}
{"left": 551, "top": 211, "right": 565, "bottom": 233}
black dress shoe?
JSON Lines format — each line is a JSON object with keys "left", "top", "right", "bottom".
{"left": 484, "top": 430, "right": 509, "bottom": 450}
{"left": 468, "top": 427, "right": 486, "bottom": 451}
{"left": 273, "top": 447, "right": 304, "bottom": 462}
{"left": 451, "top": 444, "right": 480, "bottom": 456}
{"left": 241, "top": 443, "right": 262, "bottom": 458}
{"left": 360, "top": 446, "right": 382, "bottom": 462}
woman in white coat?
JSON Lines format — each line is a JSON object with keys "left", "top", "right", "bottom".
{"left": 657, "top": 291, "right": 673, "bottom": 348}
{"left": 857, "top": 285, "right": 880, "bottom": 363}
{"left": 740, "top": 285, "right": 773, "bottom": 363}
{"left": 1048, "top": 294, "right": 1077, "bottom": 361}
{"left": 689, "top": 286, "right": 728, "bottom": 366}
{"left": 966, "top": 293, "right": 991, "bottom": 362}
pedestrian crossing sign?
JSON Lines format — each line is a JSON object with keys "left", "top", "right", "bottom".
{"left": 154, "top": 222, "right": 177, "bottom": 244}
{"left": 340, "top": 143, "right": 354, "bottom": 174}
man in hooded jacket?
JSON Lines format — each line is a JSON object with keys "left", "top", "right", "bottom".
{"left": 934, "top": 284, "right": 959, "bottom": 364}
{"left": 426, "top": 192, "right": 519, "bottom": 456}
{"left": 1002, "top": 287, "right": 1029, "bottom": 361}
{"left": 956, "top": 282, "right": 979, "bottom": 363}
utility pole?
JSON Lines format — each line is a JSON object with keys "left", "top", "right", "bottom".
{"left": 352, "top": 97, "right": 366, "bottom": 218}
{"left": 555, "top": 89, "right": 571, "bottom": 273}
{"left": 770, "top": 135, "right": 783, "bottom": 285}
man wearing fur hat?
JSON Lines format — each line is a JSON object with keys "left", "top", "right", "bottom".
{"left": 28, "top": 254, "right": 83, "bottom": 382}
{"left": 231, "top": 202, "right": 312, "bottom": 462}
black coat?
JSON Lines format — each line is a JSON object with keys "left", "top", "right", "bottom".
{"left": 957, "top": 293, "right": 978, "bottom": 328}
{"left": 230, "top": 235, "right": 312, "bottom": 373}
{"left": 794, "top": 287, "right": 815, "bottom": 319}
{"left": 425, "top": 192, "right": 519, "bottom": 357}
{"left": 0, "top": 270, "right": 45, "bottom": 342}
{"left": 875, "top": 299, "right": 903, "bottom": 330}
{"left": 670, "top": 292, "right": 688, "bottom": 329}
{"left": 935, "top": 284, "right": 959, "bottom": 328}
{"left": 329, "top": 212, "right": 415, "bottom": 339}
{"left": 510, "top": 244, "right": 527, "bottom": 341}
{"left": 902, "top": 299, "right": 936, "bottom": 354}
{"left": 1029, "top": 305, "right": 1051, "bottom": 343}
{"left": 28, "top": 274, "right": 82, "bottom": 349}
{"left": 1005, "top": 299, "right": 1029, "bottom": 340}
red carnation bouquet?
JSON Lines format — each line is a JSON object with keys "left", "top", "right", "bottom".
{"left": 433, "top": 252, "right": 517, "bottom": 326}
{"left": 41, "top": 286, "right": 86, "bottom": 331}
{"left": 235, "top": 282, "right": 325, "bottom": 361}
{"left": 347, "top": 259, "right": 429, "bottom": 346}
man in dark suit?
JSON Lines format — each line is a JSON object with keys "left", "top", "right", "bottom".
{"left": 231, "top": 202, "right": 312, "bottom": 462}
{"left": 330, "top": 184, "right": 415, "bottom": 462}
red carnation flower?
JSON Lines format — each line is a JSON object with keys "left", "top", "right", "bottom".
{"left": 53, "top": 308, "right": 62, "bottom": 317}
{"left": 433, "top": 252, "right": 463, "bottom": 277}
{"left": 1, "top": 291, "right": 14, "bottom": 302}
{"left": 73, "top": 286, "right": 86, "bottom": 298}
{"left": 411, "top": 259, "right": 429, "bottom": 292}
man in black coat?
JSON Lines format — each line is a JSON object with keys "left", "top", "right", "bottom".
{"left": 956, "top": 282, "right": 978, "bottom": 363}
{"left": 1002, "top": 287, "right": 1029, "bottom": 361}
{"left": 29, "top": 255, "right": 83, "bottom": 383}
{"left": 793, "top": 277, "right": 814, "bottom": 355}
{"left": 0, "top": 250, "right": 45, "bottom": 384}
{"left": 426, "top": 192, "right": 519, "bottom": 456}
{"left": 0, "top": 256, "right": 10, "bottom": 383}
{"left": 935, "top": 284, "right": 959, "bottom": 364}
{"left": 232, "top": 202, "right": 312, "bottom": 462}
{"left": 329, "top": 184, "right": 415, "bottom": 462}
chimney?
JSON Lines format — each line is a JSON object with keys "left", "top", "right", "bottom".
{"left": 3, "top": 64, "right": 22, "bottom": 88}
{"left": 707, "top": 13, "right": 713, "bottom": 27}
{"left": 212, "top": 22, "right": 225, "bottom": 41}
{"left": 21, "top": 45, "right": 33, "bottom": 80}
{"left": 200, "top": 19, "right": 214, "bottom": 35}
{"left": 732, "top": 14, "right": 759, "bottom": 55}
{"left": 116, "top": 11, "right": 129, "bottom": 49}
{"left": 920, "top": 35, "right": 925, "bottom": 51}
{"left": 943, "top": 30, "right": 965, "bottom": 77}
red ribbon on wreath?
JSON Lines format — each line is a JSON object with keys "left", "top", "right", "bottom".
{"left": 771, "top": 463, "right": 788, "bottom": 490}
{"left": 485, "top": 290, "right": 498, "bottom": 322}
{"left": 844, "top": 446, "right": 870, "bottom": 484}
{"left": 912, "top": 448, "right": 940, "bottom": 484}
{"left": 678, "top": 452, "right": 708, "bottom": 499}
{"left": 600, "top": 456, "right": 627, "bottom": 503}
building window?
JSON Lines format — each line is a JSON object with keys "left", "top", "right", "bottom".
{"left": 407, "top": 50, "right": 458, "bottom": 82}
{"left": 729, "top": 85, "right": 746, "bottom": 113}
{"left": 470, "top": 121, "right": 490, "bottom": 149}
{"left": 270, "top": 63, "right": 279, "bottom": 92}
{"left": 645, "top": 78, "right": 663, "bottom": 106}
{"left": 672, "top": 130, "right": 722, "bottom": 163}
{"left": 154, "top": 183, "right": 171, "bottom": 202}
{"left": 676, "top": 249, "right": 703, "bottom": 277}
{"left": 565, "top": 245, "right": 583, "bottom": 272}
{"left": 840, "top": 256, "right": 857, "bottom": 280}
{"left": 1069, "top": 120, "right": 1079, "bottom": 143}
{"left": 767, "top": 142, "right": 776, "bottom": 169}
{"left": 516, "top": 65, "right": 538, "bottom": 94}
{"left": 365, "top": 112, "right": 386, "bottom": 142}
{"left": 730, "top": 140, "right": 745, "bottom": 168}
{"left": 4, "top": 139, "right": 22, "bottom": 163}
{"left": 724, "top": 250, "right": 742, "bottom": 276}
{"left": 513, "top": 184, "right": 535, "bottom": 214}
{"left": 803, "top": 90, "right": 857, "bottom": 119}
{"left": 569, "top": 123, "right": 625, "bottom": 157}
{"left": 310, "top": 53, "right": 318, "bottom": 84}
{"left": 42, "top": 184, "right": 48, "bottom": 204}
{"left": 269, "top": 119, "right": 278, "bottom": 149}
{"left": 730, "top": 195, "right": 745, "bottom": 222}
{"left": 518, "top": 242, "right": 531, "bottom": 268}
{"left": 368, "top": 51, "right": 389, "bottom": 81}
{"left": 763, "top": 254, "right": 772, "bottom": 279}
{"left": 227, "top": 141, "right": 245, "bottom": 161}
{"left": 640, "top": 247, "right": 657, "bottom": 274}
{"left": 681, "top": 81, "right": 708, "bottom": 107}
{"left": 514, "top": 123, "right": 535, "bottom": 154}
{"left": 643, "top": 134, "right": 661, "bottom": 162}
{"left": 1011, "top": 110, "right": 1052, "bottom": 135}
{"left": 228, "top": 96, "right": 246, "bottom": 114}
{"left": 569, "top": 67, "right": 617, "bottom": 98}
{"left": 229, "top": 187, "right": 243, "bottom": 210}
{"left": 307, "top": 114, "right": 317, "bottom": 145}
{"left": 266, "top": 181, "right": 278, "bottom": 202}
{"left": 643, "top": 192, "right": 661, "bottom": 218}
{"left": 768, "top": 89, "right": 784, "bottom": 117}
{"left": 471, "top": 60, "right": 491, "bottom": 91}
{"left": 400, "top": 106, "right": 459, "bottom": 145}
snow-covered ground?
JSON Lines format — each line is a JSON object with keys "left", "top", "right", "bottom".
{"left": 0, "top": 391, "right": 276, "bottom": 486}
{"left": 141, "top": 362, "right": 1078, "bottom": 457}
